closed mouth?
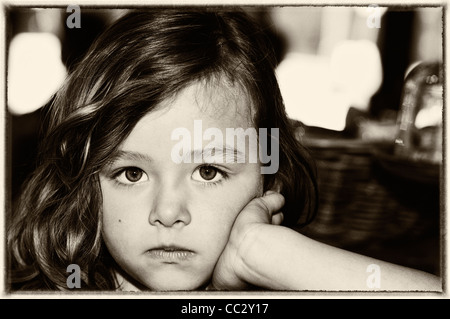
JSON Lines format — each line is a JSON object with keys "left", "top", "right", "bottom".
{"left": 146, "top": 247, "right": 195, "bottom": 262}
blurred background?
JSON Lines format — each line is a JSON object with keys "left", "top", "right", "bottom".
{"left": 5, "top": 6, "right": 443, "bottom": 277}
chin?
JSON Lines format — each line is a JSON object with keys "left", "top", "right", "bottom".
{"left": 144, "top": 277, "right": 208, "bottom": 291}
{"left": 129, "top": 269, "right": 209, "bottom": 291}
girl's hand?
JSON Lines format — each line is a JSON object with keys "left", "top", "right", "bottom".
{"left": 208, "top": 191, "right": 285, "bottom": 290}
{"left": 209, "top": 191, "right": 442, "bottom": 292}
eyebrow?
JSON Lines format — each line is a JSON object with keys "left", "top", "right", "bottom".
{"left": 108, "top": 145, "right": 246, "bottom": 165}
{"left": 189, "top": 144, "right": 246, "bottom": 163}
{"left": 107, "top": 150, "right": 154, "bottom": 164}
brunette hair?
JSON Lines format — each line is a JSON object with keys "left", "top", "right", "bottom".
{"left": 7, "top": 8, "right": 318, "bottom": 291}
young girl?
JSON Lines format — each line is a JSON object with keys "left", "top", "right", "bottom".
{"left": 7, "top": 8, "right": 441, "bottom": 292}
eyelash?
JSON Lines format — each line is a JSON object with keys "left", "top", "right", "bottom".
{"left": 193, "top": 165, "right": 229, "bottom": 188}
{"left": 109, "top": 167, "right": 147, "bottom": 188}
{"left": 108, "top": 165, "right": 229, "bottom": 188}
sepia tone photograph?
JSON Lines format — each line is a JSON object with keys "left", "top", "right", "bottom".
{"left": 2, "top": 1, "right": 446, "bottom": 299}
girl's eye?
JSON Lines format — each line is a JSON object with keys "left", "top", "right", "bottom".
{"left": 199, "top": 166, "right": 217, "bottom": 180}
{"left": 192, "top": 165, "right": 227, "bottom": 184}
{"left": 114, "top": 167, "right": 148, "bottom": 185}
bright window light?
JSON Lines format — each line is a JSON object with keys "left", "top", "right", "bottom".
{"left": 8, "top": 32, "right": 67, "bottom": 115}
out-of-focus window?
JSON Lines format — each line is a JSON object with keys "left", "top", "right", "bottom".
{"left": 272, "top": 6, "right": 442, "bottom": 131}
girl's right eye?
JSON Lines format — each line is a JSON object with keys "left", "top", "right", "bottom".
{"left": 113, "top": 167, "right": 149, "bottom": 185}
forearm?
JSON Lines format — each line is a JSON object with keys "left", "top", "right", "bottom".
{"left": 238, "top": 224, "right": 442, "bottom": 291}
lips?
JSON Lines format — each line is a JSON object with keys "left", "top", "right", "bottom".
{"left": 146, "top": 246, "right": 195, "bottom": 262}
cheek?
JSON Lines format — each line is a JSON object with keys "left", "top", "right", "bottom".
{"left": 196, "top": 173, "right": 263, "bottom": 241}
{"left": 194, "top": 200, "right": 239, "bottom": 261}
{"left": 100, "top": 176, "right": 149, "bottom": 222}
{"left": 101, "top": 186, "right": 128, "bottom": 235}
{"left": 99, "top": 181, "right": 144, "bottom": 253}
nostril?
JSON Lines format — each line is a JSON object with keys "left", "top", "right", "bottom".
{"left": 150, "top": 219, "right": 187, "bottom": 228}
{"left": 148, "top": 192, "right": 191, "bottom": 226}
{"left": 149, "top": 209, "right": 191, "bottom": 227}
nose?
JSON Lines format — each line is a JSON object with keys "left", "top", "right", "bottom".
{"left": 148, "top": 184, "right": 191, "bottom": 228}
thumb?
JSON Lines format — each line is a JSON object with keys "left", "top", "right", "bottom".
{"left": 271, "top": 211, "right": 284, "bottom": 225}
{"left": 260, "top": 191, "right": 285, "bottom": 216}
{"left": 240, "top": 192, "right": 285, "bottom": 225}
{"left": 262, "top": 191, "right": 285, "bottom": 225}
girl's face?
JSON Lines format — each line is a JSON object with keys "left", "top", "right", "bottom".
{"left": 99, "top": 81, "right": 263, "bottom": 291}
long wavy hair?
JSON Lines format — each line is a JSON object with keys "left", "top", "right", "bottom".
{"left": 7, "top": 8, "right": 318, "bottom": 291}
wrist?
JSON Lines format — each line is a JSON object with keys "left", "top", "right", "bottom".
{"left": 235, "top": 223, "right": 292, "bottom": 290}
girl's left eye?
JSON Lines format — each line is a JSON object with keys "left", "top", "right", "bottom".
{"left": 114, "top": 167, "right": 149, "bottom": 185}
{"left": 191, "top": 165, "right": 227, "bottom": 184}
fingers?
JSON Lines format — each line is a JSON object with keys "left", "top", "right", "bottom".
{"left": 249, "top": 191, "right": 284, "bottom": 219}
{"left": 261, "top": 191, "right": 284, "bottom": 225}
{"left": 271, "top": 211, "right": 284, "bottom": 225}
{"left": 236, "top": 191, "right": 285, "bottom": 226}
{"left": 260, "top": 191, "right": 285, "bottom": 215}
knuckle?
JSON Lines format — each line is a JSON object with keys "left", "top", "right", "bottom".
{"left": 252, "top": 197, "right": 271, "bottom": 213}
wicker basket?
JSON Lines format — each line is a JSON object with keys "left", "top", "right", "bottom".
{"left": 298, "top": 135, "right": 440, "bottom": 249}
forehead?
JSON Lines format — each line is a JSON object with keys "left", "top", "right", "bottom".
{"left": 192, "top": 77, "right": 255, "bottom": 125}
{"left": 151, "top": 79, "right": 256, "bottom": 129}
{"left": 119, "top": 80, "right": 257, "bottom": 155}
